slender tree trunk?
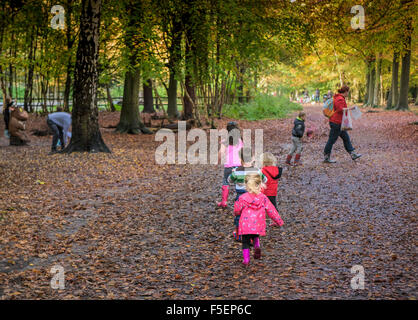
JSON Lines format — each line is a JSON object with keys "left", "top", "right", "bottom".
{"left": 24, "top": 29, "right": 36, "bottom": 112}
{"left": 396, "top": 37, "right": 411, "bottom": 110}
{"left": 391, "top": 53, "right": 400, "bottom": 108}
{"left": 167, "top": 18, "right": 182, "bottom": 119}
{"left": 237, "top": 64, "right": 245, "bottom": 104}
{"left": 364, "top": 61, "right": 371, "bottom": 104}
{"left": 372, "top": 53, "right": 382, "bottom": 107}
{"left": 142, "top": 79, "right": 155, "bottom": 113}
{"left": 63, "top": 0, "right": 110, "bottom": 153}
{"left": 105, "top": 83, "right": 115, "bottom": 112}
{"left": 386, "top": 52, "right": 399, "bottom": 109}
{"left": 183, "top": 70, "right": 195, "bottom": 120}
{"left": 63, "top": 0, "right": 74, "bottom": 112}
{"left": 367, "top": 61, "right": 376, "bottom": 106}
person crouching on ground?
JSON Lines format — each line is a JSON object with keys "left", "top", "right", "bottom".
{"left": 46, "top": 109, "right": 71, "bottom": 154}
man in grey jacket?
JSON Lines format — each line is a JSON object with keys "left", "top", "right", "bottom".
{"left": 46, "top": 111, "right": 71, "bottom": 154}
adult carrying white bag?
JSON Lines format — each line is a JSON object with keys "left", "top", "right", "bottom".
{"left": 341, "top": 108, "right": 353, "bottom": 131}
{"left": 351, "top": 105, "right": 362, "bottom": 120}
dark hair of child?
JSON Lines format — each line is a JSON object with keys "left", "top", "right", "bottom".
{"left": 226, "top": 121, "right": 240, "bottom": 146}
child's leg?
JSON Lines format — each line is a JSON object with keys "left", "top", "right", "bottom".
{"left": 287, "top": 137, "right": 297, "bottom": 164}
{"left": 253, "top": 235, "right": 261, "bottom": 259}
{"left": 217, "top": 167, "right": 232, "bottom": 207}
{"left": 241, "top": 235, "right": 251, "bottom": 265}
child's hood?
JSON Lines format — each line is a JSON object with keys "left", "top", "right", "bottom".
{"left": 240, "top": 192, "right": 265, "bottom": 210}
{"left": 262, "top": 166, "right": 279, "bottom": 178}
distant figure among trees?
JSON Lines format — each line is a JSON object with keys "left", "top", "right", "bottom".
{"left": 3, "top": 96, "right": 13, "bottom": 138}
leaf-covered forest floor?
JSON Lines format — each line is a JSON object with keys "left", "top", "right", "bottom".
{"left": 0, "top": 104, "right": 417, "bottom": 299}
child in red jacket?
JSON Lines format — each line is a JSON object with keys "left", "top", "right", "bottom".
{"left": 261, "top": 152, "right": 283, "bottom": 210}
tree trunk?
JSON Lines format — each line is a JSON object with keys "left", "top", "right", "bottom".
{"left": 367, "top": 61, "right": 376, "bottom": 106}
{"left": 372, "top": 53, "right": 382, "bottom": 107}
{"left": 63, "top": 0, "right": 74, "bottom": 112}
{"left": 63, "top": 0, "right": 110, "bottom": 153}
{"left": 105, "top": 83, "right": 115, "bottom": 112}
{"left": 391, "top": 53, "right": 400, "bottom": 108}
{"left": 116, "top": 69, "right": 143, "bottom": 134}
{"left": 396, "top": 37, "right": 411, "bottom": 110}
{"left": 364, "top": 61, "right": 371, "bottom": 103}
{"left": 142, "top": 79, "right": 155, "bottom": 113}
{"left": 237, "top": 64, "right": 245, "bottom": 104}
{"left": 167, "top": 18, "right": 182, "bottom": 119}
{"left": 116, "top": 0, "right": 149, "bottom": 133}
{"left": 24, "top": 30, "right": 36, "bottom": 112}
{"left": 386, "top": 52, "right": 399, "bottom": 109}
{"left": 183, "top": 73, "right": 195, "bottom": 120}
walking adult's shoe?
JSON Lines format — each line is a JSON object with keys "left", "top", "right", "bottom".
{"left": 324, "top": 154, "right": 336, "bottom": 163}
{"left": 350, "top": 152, "right": 362, "bottom": 161}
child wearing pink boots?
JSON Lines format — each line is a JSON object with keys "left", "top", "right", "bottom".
{"left": 217, "top": 121, "right": 243, "bottom": 208}
{"left": 234, "top": 174, "right": 284, "bottom": 265}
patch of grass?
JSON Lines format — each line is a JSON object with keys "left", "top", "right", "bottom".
{"left": 223, "top": 94, "right": 302, "bottom": 121}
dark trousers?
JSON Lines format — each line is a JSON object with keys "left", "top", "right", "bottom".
{"left": 47, "top": 118, "right": 64, "bottom": 151}
{"left": 324, "top": 122, "right": 354, "bottom": 156}
{"left": 267, "top": 196, "right": 277, "bottom": 210}
{"left": 242, "top": 234, "right": 259, "bottom": 249}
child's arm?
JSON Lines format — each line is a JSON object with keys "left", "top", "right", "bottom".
{"left": 227, "top": 171, "right": 236, "bottom": 185}
{"left": 271, "top": 167, "right": 283, "bottom": 180}
{"left": 265, "top": 197, "right": 284, "bottom": 227}
{"left": 234, "top": 197, "right": 244, "bottom": 216}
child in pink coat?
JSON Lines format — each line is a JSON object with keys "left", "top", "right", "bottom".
{"left": 234, "top": 173, "right": 284, "bottom": 265}
{"left": 217, "top": 121, "right": 243, "bottom": 208}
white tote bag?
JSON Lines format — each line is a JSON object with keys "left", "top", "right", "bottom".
{"left": 341, "top": 108, "right": 353, "bottom": 131}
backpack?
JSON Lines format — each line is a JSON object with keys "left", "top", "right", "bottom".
{"left": 323, "top": 98, "right": 335, "bottom": 118}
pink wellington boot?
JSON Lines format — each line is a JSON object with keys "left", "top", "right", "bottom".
{"left": 242, "top": 249, "right": 250, "bottom": 265}
{"left": 253, "top": 237, "right": 261, "bottom": 259}
{"left": 217, "top": 185, "right": 229, "bottom": 208}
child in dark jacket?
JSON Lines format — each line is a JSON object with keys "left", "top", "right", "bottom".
{"left": 286, "top": 111, "right": 306, "bottom": 166}
{"left": 261, "top": 152, "right": 283, "bottom": 210}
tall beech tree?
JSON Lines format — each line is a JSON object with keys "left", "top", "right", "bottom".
{"left": 116, "top": 0, "right": 150, "bottom": 134}
{"left": 64, "top": 0, "right": 110, "bottom": 153}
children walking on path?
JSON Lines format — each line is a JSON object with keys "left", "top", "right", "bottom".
{"left": 261, "top": 152, "right": 283, "bottom": 210}
{"left": 286, "top": 111, "right": 306, "bottom": 166}
{"left": 234, "top": 174, "right": 284, "bottom": 265}
{"left": 217, "top": 121, "right": 243, "bottom": 208}
{"left": 228, "top": 147, "right": 267, "bottom": 241}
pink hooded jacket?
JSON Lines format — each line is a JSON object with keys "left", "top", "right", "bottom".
{"left": 234, "top": 192, "right": 284, "bottom": 236}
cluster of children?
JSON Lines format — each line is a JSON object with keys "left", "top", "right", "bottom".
{"left": 217, "top": 117, "right": 310, "bottom": 266}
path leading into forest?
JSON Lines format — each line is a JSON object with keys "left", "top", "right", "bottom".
{"left": 0, "top": 104, "right": 417, "bottom": 299}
